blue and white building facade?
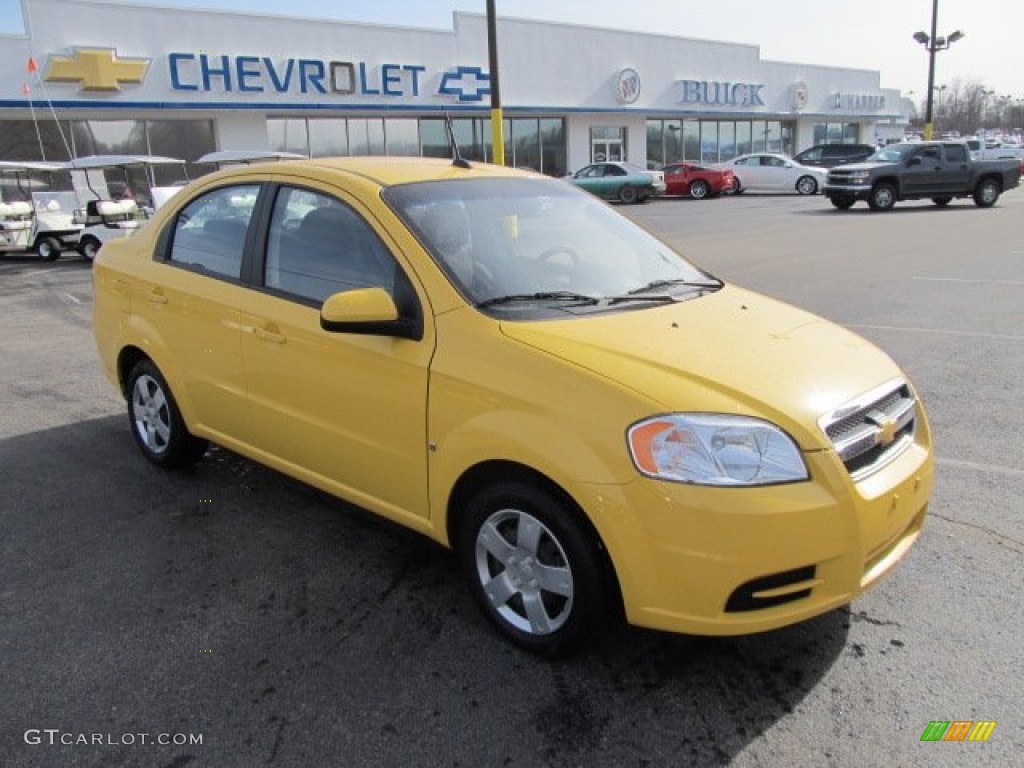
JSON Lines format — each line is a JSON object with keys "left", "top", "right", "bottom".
{"left": 0, "top": 0, "right": 909, "bottom": 177}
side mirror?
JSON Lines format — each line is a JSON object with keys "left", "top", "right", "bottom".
{"left": 320, "top": 287, "right": 422, "bottom": 340}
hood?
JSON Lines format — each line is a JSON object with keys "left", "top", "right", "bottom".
{"left": 499, "top": 285, "right": 903, "bottom": 449}
{"left": 830, "top": 160, "right": 893, "bottom": 172}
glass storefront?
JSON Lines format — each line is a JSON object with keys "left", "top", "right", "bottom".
{"left": 811, "top": 122, "right": 862, "bottom": 145}
{"left": 646, "top": 119, "right": 796, "bottom": 167}
{"left": 269, "top": 116, "right": 567, "bottom": 177}
{"left": 0, "top": 119, "right": 215, "bottom": 187}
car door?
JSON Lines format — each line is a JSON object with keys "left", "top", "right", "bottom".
{"left": 936, "top": 143, "right": 971, "bottom": 192}
{"left": 739, "top": 155, "right": 772, "bottom": 189}
{"left": 139, "top": 183, "right": 261, "bottom": 443}
{"left": 902, "top": 146, "right": 942, "bottom": 195}
{"left": 572, "top": 165, "right": 605, "bottom": 198}
{"left": 238, "top": 181, "right": 434, "bottom": 522}
{"left": 663, "top": 164, "right": 689, "bottom": 195}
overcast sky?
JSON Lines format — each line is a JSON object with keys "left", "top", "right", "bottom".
{"left": 4, "top": 0, "right": 1022, "bottom": 100}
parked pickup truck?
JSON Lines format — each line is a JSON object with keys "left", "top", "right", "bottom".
{"left": 823, "top": 141, "right": 1021, "bottom": 211}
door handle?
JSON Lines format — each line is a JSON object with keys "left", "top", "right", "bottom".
{"left": 145, "top": 288, "right": 167, "bottom": 304}
{"left": 253, "top": 325, "right": 286, "bottom": 344}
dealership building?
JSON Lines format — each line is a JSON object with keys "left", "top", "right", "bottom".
{"left": 0, "top": 0, "right": 910, "bottom": 178}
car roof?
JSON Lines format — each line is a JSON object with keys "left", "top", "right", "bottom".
{"left": 204, "top": 156, "right": 537, "bottom": 188}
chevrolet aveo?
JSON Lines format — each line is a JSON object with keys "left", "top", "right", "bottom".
{"left": 93, "top": 157, "right": 933, "bottom": 656}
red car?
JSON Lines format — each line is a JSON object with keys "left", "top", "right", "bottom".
{"left": 662, "top": 162, "right": 735, "bottom": 199}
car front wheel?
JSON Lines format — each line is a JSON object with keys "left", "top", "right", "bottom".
{"left": 829, "top": 195, "right": 856, "bottom": 210}
{"left": 867, "top": 183, "right": 897, "bottom": 211}
{"left": 795, "top": 175, "right": 819, "bottom": 195}
{"left": 458, "top": 480, "right": 615, "bottom": 656}
{"left": 35, "top": 237, "right": 61, "bottom": 261}
{"left": 126, "top": 359, "right": 208, "bottom": 468}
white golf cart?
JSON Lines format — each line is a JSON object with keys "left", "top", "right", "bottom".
{"left": 66, "top": 155, "right": 187, "bottom": 261}
{"left": 0, "top": 161, "right": 82, "bottom": 261}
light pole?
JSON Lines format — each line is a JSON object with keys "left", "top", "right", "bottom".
{"left": 913, "top": 0, "right": 964, "bottom": 141}
{"left": 486, "top": 0, "right": 504, "bottom": 166}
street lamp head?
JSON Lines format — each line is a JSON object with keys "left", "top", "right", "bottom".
{"left": 947, "top": 30, "right": 965, "bottom": 44}
{"left": 913, "top": 31, "right": 930, "bottom": 45}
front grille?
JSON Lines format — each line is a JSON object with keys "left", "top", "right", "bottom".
{"left": 827, "top": 169, "right": 866, "bottom": 185}
{"left": 819, "top": 379, "right": 917, "bottom": 480}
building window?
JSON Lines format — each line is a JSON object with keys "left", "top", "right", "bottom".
{"left": 646, "top": 119, "right": 795, "bottom": 166}
{"left": 811, "top": 122, "right": 861, "bottom": 145}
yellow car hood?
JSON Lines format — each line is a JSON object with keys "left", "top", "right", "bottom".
{"left": 498, "top": 285, "right": 903, "bottom": 449}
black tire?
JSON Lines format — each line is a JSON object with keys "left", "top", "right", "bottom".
{"left": 795, "top": 175, "right": 819, "bottom": 195}
{"left": 79, "top": 236, "right": 101, "bottom": 262}
{"left": 689, "top": 180, "right": 710, "bottom": 199}
{"left": 126, "top": 359, "right": 208, "bottom": 469}
{"left": 730, "top": 177, "right": 744, "bottom": 194}
{"left": 829, "top": 195, "right": 856, "bottom": 210}
{"left": 35, "top": 237, "right": 61, "bottom": 261}
{"left": 867, "top": 183, "right": 897, "bottom": 212}
{"left": 457, "top": 479, "right": 615, "bottom": 656}
{"left": 931, "top": 196, "right": 953, "bottom": 207}
{"left": 618, "top": 185, "right": 639, "bottom": 204}
{"left": 973, "top": 178, "right": 1001, "bottom": 208}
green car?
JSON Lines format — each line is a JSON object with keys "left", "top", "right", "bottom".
{"left": 566, "top": 162, "right": 662, "bottom": 204}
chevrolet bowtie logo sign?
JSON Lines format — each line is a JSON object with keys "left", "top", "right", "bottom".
{"left": 45, "top": 48, "right": 150, "bottom": 92}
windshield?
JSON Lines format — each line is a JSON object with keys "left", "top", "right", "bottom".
{"left": 384, "top": 177, "right": 717, "bottom": 317}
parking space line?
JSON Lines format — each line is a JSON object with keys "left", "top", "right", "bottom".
{"left": 848, "top": 324, "right": 1024, "bottom": 341}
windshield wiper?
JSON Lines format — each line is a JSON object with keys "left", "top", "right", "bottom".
{"left": 626, "top": 278, "right": 722, "bottom": 294}
{"left": 605, "top": 278, "right": 722, "bottom": 305}
{"left": 476, "top": 291, "right": 600, "bottom": 309}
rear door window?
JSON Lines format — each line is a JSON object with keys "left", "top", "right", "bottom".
{"left": 168, "top": 185, "right": 260, "bottom": 279}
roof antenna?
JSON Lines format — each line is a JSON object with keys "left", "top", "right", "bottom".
{"left": 444, "top": 112, "right": 472, "bottom": 169}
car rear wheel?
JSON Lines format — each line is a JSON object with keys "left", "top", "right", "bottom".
{"left": 973, "top": 179, "right": 1001, "bottom": 208}
{"left": 689, "top": 180, "right": 709, "bottom": 199}
{"left": 932, "top": 196, "right": 953, "bottom": 207}
{"left": 795, "top": 175, "right": 819, "bottom": 195}
{"left": 79, "top": 236, "right": 101, "bottom": 261}
{"left": 458, "top": 480, "right": 615, "bottom": 656}
{"left": 867, "top": 183, "right": 897, "bottom": 212}
{"left": 126, "top": 359, "right": 208, "bottom": 469}
{"left": 618, "top": 185, "right": 639, "bottom": 204}
{"left": 35, "top": 237, "right": 61, "bottom": 261}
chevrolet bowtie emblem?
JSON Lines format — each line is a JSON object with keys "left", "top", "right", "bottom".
{"left": 870, "top": 414, "right": 899, "bottom": 446}
{"left": 45, "top": 48, "right": 150, "bottom": 92}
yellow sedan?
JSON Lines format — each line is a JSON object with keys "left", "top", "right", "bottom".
{"left": 93, "top": 157, "right": 933, "bottom": 656}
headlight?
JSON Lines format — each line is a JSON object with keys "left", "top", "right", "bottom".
{"left": 627, "top": 414, "right": 808, "bottom": 486}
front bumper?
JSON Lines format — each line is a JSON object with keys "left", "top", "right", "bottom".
{"left": 579, "top": 438, "right": 933, "bottom": 636}
{"left": 824, "top": 183, "right": 872, "bottom": 195}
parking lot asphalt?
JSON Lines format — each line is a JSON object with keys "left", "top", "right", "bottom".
{"left": 2, "top": 190, "right": 1022, "bottom": 767}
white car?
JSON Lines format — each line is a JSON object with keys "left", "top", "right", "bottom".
{"left": 715, "top": 153, "right": 828, "bottom": 195}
